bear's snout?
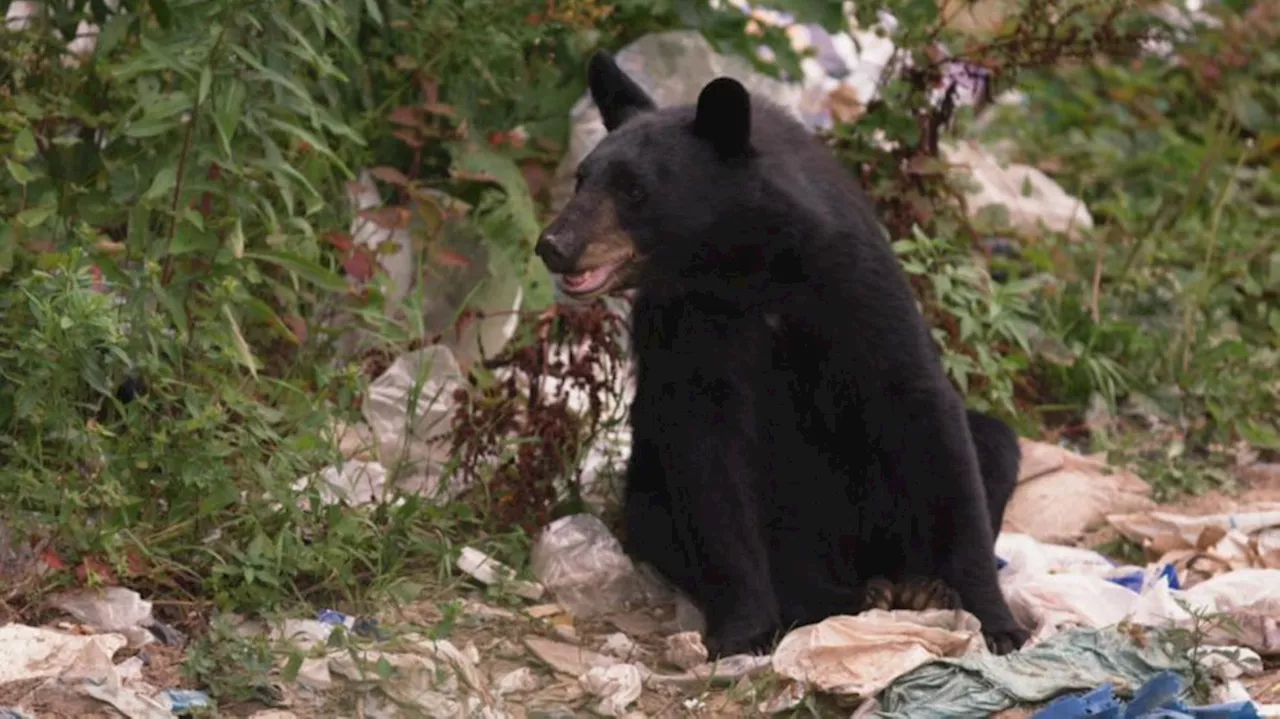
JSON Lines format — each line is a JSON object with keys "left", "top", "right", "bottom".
{"left": 535, "top": 228, "right": 578, "bottom": 274}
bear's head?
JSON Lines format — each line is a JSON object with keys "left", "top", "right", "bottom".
{"left": 535, "top": 51, "right": 758, "bottom": 300}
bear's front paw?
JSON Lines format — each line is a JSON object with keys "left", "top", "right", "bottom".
{"left": 703, "top": 618, "right": 779, "bottom": 659}
{"left": 982, "top": 624, "right": 1029, "bottom": 655}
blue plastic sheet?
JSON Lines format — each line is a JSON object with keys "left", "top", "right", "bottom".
{"left": 1032, "top": 671, "right": 1258, "bottom": 719}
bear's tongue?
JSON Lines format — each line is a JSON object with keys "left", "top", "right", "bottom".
{"left": 561, "top": 263, "right": 615, "bottom": 294}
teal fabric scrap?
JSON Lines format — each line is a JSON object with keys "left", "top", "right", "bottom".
{"left": 873, "top": 627, "right": 1188, "bottom": 718}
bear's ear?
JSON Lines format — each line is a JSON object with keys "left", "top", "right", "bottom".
{"left": 694, "top": 77, "right": 751, "bottom": 159}
{"left": 588, "top": 51, "right": 656, "bottom": 132}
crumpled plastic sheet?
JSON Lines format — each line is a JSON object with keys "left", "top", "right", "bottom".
{"left": 529, "top": 514, "right": 670, "bottom": 618}
{"left": 771, "top": 609, "right": 984, "bottom": 699}
{"left": 871, "top": 627, "right": 1186, "bottom": 718}
{"left": 361, "top": 344, "right": 467, "bottom": 497}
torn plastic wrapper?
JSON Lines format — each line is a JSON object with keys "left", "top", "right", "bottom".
{"left": 529, "top": 514, "right": 670, "bottom": 619}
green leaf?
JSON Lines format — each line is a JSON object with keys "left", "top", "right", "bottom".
{"left": 152, "top": 283, "right": 189, "bottom": 338}
{"left": 6, "top": 159, "right": 35, "bottom": 185}
{"left": 222, "top": 305, "right": 259, "bottom": 378}
{"left": 143, "top": 166, "right": 178, "bottom": 202}
{"left": 125, "top": 92, "right": 192, "bottom": 138}
{"left": 198, "top": 66, "right": 212, "bottom": 105}
{"left": 95, "top": 13, "right": 133, "bottom": 55}
{"left": 16, "top": 203, "right": 56, "bottom": 228}
{"left": 13, "top": 127, "right": 37, "bottom": 161}
{"left": 244, "top": 250, "right": 348, "bottom": 293}
{"left": 230, "top": 218, "right": 246, "bottom": 258}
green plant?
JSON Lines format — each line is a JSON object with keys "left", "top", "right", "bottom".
{"left": 893, "top": 225, "right": 1041, "bottom": 420}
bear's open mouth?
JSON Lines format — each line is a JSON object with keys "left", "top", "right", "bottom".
{"left": 559, "top": 256, "right": 629, "bottom": 297}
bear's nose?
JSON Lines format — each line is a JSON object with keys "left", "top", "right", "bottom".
{"left": 535, "top": 232, "right": 574, "bottom": 274}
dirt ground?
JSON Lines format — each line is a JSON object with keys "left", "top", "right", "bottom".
{"left": 2, "top": 463, "right": 1277, "bottom": 718}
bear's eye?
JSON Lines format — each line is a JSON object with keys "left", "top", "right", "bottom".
{"left": 618, "top": 177, "right": 646, "bottom": 204}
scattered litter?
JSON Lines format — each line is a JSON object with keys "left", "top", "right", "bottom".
{"left": 324, "top": 636, "right": 502, "bottom": 716}
{"left": 52, "top": 586, "right": 156, "bottom": 648}
{"left": 874, "top": 626, "right": 1185, "bottom": 717}
{"left": 316, "top": 608, "right": 349, "bottom": 625}
{"left": 495, "top": 667, "right": 540, "bottom": 696}
{"left": 82, "top": 681, "right": 175, "bottom": 719}
{"left": 530, "top": 514, "right": 665, "bottom": 618}
{"left": 995, "top": 532, "right": 1280, "bottom": 654}
{"left": 158, "top": 689, "right": 211, "bottom": 714}
{"left": 1003, "top": 440, "right": 1154, "bottom": 542}
{"left": 663, "top": 631, "right": 708, "bottom": 671}
{"left": 579, "top": 664, "right": 644, "bottom": 717}
{"left": 772, "top": 608, "right": 983, "bottom": 698}
{"left": 362, "top": 344, "right": 468, "bottom": 499}
{"left": 146, "top": 622, "right": 187, "bottom": 647}
{"left": 1031, "top": 670, "right": 1261, "bottom": 719}
{"left": 1107, "top": 504, "right": 1280, "bottom": 585}
{"left": 298, "top": 460, "right": 389, "bottom": 509}
{"left": 1191, "top": 646, "right": 1265, "bottom": 681}
{"left": 526, "top": 603, "right": 565, "bottom": 619}
{"left": 639, "top": 652, "right": 773, "bottom": 689}
{"left": 0, "top": 623, "right": 128, "bottom": 684}
{"left": 352, "top": 615, "right": 386, "bottom": 639}
{"left": 271, "top": 618, "right": 340, "bottom": 651}
{"left": 524, "top": 636, "right": 619, "bottom": 676}
{"left": 942, "top": 140, "right": 1095, "bottom": 238}
{"left": 759, "top": 681, "right": 808, "bottom": 714}
{"left": 600, "top": 632, "right": 641, "bottom": 659}
{"left": 457, "top": 546, "right": 545, "bottom": 600}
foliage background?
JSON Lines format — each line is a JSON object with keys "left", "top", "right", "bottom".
{"left": 1, "top": 0, "right": 1276, "bottom": 700}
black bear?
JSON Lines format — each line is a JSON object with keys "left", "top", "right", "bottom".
{"left": 535, "top": 51, "right": 1028, "bottom": 657}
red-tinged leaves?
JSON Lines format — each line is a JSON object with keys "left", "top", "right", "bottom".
{"left": 431, "top": 247, "right": 471, "bottom": 269}
{"left": 323, "top": 230, "right": 354, "bottom": 253}
{"left": 76, "top": 555, "right": 118, "bottom": 585}
{"left": 123, "top": 550, "right": 151, "bottom": 578}
{"left": 423, "top": 102, "right": 457, "bottom": 118}
{"left": 358, "top": 206, "right": 411, "bottom": 229}
{"left": 520, "top": 159, "right": 552, "bottom": 201}
{"left": 421, "top": 75, "right": 440, "bottom": 105}
{"left": 392, "top": 129, "right": 424, "bottom": 149}
{"left": 388, "top": 106, "right": 423, "bottom": 127}
{"left": 282, "top": 315, "right": 308, "bottom": 344}
{"left": 324, "top": 230, "right": 380, "bottom": 284}
{"left": 40, "top": 547, "right": 67, "bottom": 570}
{"left": 369, "top": 166, "right": 410, "bottom": 187}
{"left": 342, "top": 246, "right": 379, "bottom": 283}
{"left": 451, "top": 168, "right": 500, "bottom": 186}
{"left": 453, "top": 308, "right": 476, "bottom": 339}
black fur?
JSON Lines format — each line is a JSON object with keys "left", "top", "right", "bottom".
{"left": 552, "top": 52, "right": 1028, "bottom": 658}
